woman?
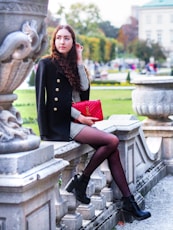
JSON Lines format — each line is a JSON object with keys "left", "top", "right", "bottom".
{"left": 35, "top": 24, "right": 151, "bottom": 221}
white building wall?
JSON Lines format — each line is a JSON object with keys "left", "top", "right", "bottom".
{"left": 138, "top": 6, "right": 173, "bottom": 55}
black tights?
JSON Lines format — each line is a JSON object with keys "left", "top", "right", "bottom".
{"left": 74, "top": 126, "right": 131, "bottom": 197}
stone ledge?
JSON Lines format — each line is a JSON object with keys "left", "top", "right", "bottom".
{"left": 0, "top": 144, "right": 54, "bottom": 174}
{"left": 42, "top": 118, "right": 142, "bottom": 160}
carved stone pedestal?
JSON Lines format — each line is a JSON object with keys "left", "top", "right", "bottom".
{"left": 0, "top": 144, "right": 68, "bottom": 230}
{"left": 143, "top": 121, "right": 173, "bottom": 174}
{"left": 0, "top": 0, "right": 49, "bottom": 153}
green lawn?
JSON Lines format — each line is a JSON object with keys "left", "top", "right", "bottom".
{"left": 90, "top": 89, "right": 135, "bottom": 119}
{"left": 14, "top": 88, "right": 145, "bottom": 136}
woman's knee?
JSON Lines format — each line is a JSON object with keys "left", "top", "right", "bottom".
{"left": 108, "top": 134, "right": 119, "bottom": 148}
{"left": 111, "top": 133, "right": 119, "bottom": 143}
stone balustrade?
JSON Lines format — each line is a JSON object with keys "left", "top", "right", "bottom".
{"left": 0, "top": 144, "right": 69, "bottom": 230}
{"left": 0, "top": 114, "right": 168, "bottom": 229}
{"left": 42, "top": 115, "right": 165, "bottom": 229}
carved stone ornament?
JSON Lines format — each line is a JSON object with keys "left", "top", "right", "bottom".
{"left": 0, "top": 0, "right": 49, "bottom": 153}
{"left": 132, "top": 76, "right": 173, "bottom": 124}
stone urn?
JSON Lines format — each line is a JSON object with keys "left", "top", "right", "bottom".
{"left": 0, "top": 0, "right": 48, "bottom": 153}
{"left": 131, "top": 76, "right": 173, "bottom": 124}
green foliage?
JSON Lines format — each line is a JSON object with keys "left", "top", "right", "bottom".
{"left": 42, "top": 26, "right": 117, "bottom": 63}
{"left": 90, "top": 89, "right": 135, "bottom": 119}
{"left": 77, "top": 35, "right": 117, "bottom": 62}
{"left": 91, "top": 80, "right": 121, "bottom": 86}
{"left": 46, "top": 2, "right": 166, "bottom": 65}
{"left": 128, "top": 39, "right": 166, "bottom": 63}
{"left": 62, "top": 3, "right": 101, "bottom": 35}
{"left": 88, "top": 37, "right": 100, "bottom": 61}
{"left": 99, "top": 21, "right": 119, "bottom": 38}
{"left": 110, "top": 41, "right": 116, "bottom": 60}
{"left": 126, "top": 71, "right": 131, "bottom": 83}
{"left": 99, "top": 38, "right": 106, "bottom": 61}
{"left": 45, "top": 2, "right": 118, "bottom": 62}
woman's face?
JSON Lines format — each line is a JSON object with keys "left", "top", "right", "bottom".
{"left": 55, "top": 28, "right": 73, "bottom": 56}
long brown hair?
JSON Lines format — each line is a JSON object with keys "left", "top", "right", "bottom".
{"left": 51, "top": 25, "right": 81, "bottom": 91}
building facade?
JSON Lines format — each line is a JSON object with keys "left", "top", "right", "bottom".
{"left": 138, "top": 0, "right": 173, "bottom": 65}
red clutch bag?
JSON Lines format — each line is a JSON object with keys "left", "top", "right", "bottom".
{"left": 72, "top": 100, "right": 103, "bottom": 121}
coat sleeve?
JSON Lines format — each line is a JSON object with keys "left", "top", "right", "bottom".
{"left": 77, "top": 65, "right": 90, "bottom": 101}
{"left": 35, "top": 59, "right": 48, "bottom": 138}
{"left": 80, "top": 86, "right": 90, "bottom": 101}
{"left": 77, "top": 64, "right": 89, "bottom": 91}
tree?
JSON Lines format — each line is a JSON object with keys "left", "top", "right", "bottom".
{"left": 128, "top": 39, "right": 166, "bottom": 63}
{"left": 117, "top": 28, "right": 128, "bottom": 51}
{"left": 99, "top": 21, "right": 119, "bottom": 38}
{"left": 62, "top": 3, "right": 102, "bottom": 35}
{"left": 118, "top": 17, "right": 138, "bottom": 50}
{"left": 44, "top": 3, "right": 119, "bottom": 62}
{"left": 48, "top": 3, "right": 119, "bottom": 39}
{"left": 151, "top": 42, "right": 166, "bottom": 61}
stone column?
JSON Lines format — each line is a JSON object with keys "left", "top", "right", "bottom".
{"left": 0, "top": 144, "right": 69, "bottom": 230}
{"left": 132, "top": 76, "right": 173, "bottom": 173}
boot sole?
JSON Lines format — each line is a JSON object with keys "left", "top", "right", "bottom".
{"left": 122, "top": 209, "right": 151, "bottom": 221}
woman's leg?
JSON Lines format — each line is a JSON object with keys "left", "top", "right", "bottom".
{"left": 70, "top": 126, "right": 151, "bottom": 220}
{"left": 107, "top": 149, "right": 131, "bottom": 197}
{"left": 74, "top": 126, "right": 131, "bottom": 197}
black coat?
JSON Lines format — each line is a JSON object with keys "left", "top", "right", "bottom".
{"left": 35, "top": 57, "right": 90, "bottom": 141}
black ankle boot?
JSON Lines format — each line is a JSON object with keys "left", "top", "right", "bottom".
{"left": 122, "top": 195, "right": 151, "bottom": 221}
{"left": 66, "top": 174, "right": 90, "bottom": 204}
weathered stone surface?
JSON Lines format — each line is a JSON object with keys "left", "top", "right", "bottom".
{"left": 0, "top": 144, "right": 69, "bottom": 230}
{"left": 0, "top": 0, "right": 48, "bottom": 153}
{"left": 132, "top": 76, "right": 173, "bottom": 120}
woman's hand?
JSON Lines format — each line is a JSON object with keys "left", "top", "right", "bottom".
{"left": 77, "top": 114, "right": 99, "bottom": 126}
{"left": 76, "top": 43, "right": 83, "bottom": 65}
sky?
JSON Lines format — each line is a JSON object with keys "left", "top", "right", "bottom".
{"left": 48, "top": 0, "right": 149, "bottom": 27}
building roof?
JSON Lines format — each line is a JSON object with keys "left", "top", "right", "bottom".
{"left": 142, "top": 0, "right": 173, "bottom": 8}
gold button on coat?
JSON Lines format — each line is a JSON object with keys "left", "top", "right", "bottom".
{"left": 55, "top": 88, "right": 59, "bottom": 91}
{"left": 53, "top": 107, "right": 57, "bottom": 111}
{"left": 57, "top": 79, "right": 60, "bottom": 83}
{"left": 54, "top": 97, "right": 58, "bottom": 101}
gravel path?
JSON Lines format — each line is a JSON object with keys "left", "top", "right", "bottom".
{"left": 116, "top": 175, "right": 173, "bottom": 230}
